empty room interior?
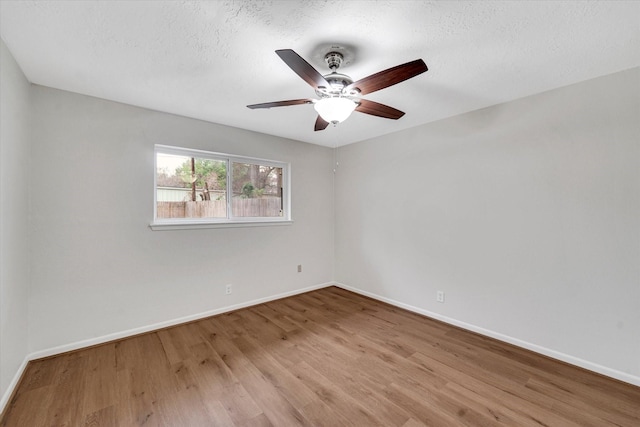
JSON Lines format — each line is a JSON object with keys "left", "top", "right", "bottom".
{"left": 1, "top": 1, "right": 639, "bottom": 426}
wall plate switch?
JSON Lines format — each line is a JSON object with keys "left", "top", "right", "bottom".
{"left": 226, "top": 284, "right": 232, "bottom": 295}
{"left": 297, "top": 264, "right": 302, "bottom": 273}
{"left": 436, "top": 291, "right": 445, "bottom": 303}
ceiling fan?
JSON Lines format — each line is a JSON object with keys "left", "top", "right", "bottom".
{"left": 247, "top": 49, "right": 428, "bottom": 131}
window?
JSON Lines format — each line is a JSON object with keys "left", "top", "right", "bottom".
{"left": 151, "top": 145, "right": 291, "bottom": 229}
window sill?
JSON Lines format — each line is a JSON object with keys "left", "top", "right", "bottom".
{"left": 149, "top": 219, "right": 294, "bottom": 231}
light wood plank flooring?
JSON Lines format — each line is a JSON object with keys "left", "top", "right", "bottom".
{"left": 2, "top": 286, "right": 639, "bottom": 426}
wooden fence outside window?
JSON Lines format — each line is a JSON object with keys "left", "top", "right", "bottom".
{"left": 157, "top": 198, "right": 282, "bottom": 218}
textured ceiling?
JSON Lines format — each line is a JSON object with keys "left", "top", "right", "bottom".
{"left": 1, "top": 1, "right": 639, "bottom": 147}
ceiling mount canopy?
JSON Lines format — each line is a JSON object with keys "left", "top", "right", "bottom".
{"left": 247, "top": 48, "right": 428, "bottom": 131}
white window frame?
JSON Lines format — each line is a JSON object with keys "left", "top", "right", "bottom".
{"left": 150, "top": 145, "right": 292, "bottom": 230}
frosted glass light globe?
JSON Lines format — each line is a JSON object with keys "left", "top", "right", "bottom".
{"left": 314, "top": 97, "right": 357, "bottom": 123}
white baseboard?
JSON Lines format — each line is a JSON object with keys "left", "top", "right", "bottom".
{"left": 0, "top": 355, "right": 29, "bottom": 418}
{"left": 1, "top": 281, "right": 334, "bottom": 415}
{"left": 29, "top": 281, "right": 334, "bottom": 361}
{"left": 334, "top": 282, "right": 640, "bottom": 387}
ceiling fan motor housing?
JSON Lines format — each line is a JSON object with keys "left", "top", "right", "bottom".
{"left": 315, "top": 51, "right": 359, "bottom": 98}
{"left": 316, "top": 72, "right": 354, "bottom": 97}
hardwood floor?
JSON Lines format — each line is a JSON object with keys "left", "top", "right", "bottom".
{"left": 2, "top": 286, "right": 639, "bottom": 426}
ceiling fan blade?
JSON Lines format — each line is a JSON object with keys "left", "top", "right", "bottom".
{"left": 355, "top": 99, "right": 405, "bottom": 120}
{"left": 314, "top": 115, "right": 330, "bottom": 131}
{"left": 247, "top": 99, "right": 313, "bottom": 109}
{"left": 346, "top": 59, "right": 428, "bottom": 95}
{"left": 276, "top": 49, "right": 330, "bottom": 89}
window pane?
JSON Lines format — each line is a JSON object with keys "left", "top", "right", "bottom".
{"left": 231, "top": 162, "right": 283, "bottom": 217}
{"left": 156, "top": 153, "right": 227, "bottom": 219}
{"left": 153, "top": 145, "right": 290, "bottom": 226}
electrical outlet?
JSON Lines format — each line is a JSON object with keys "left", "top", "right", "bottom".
{"left": 436, "top": 291, "right": 445, "bottom": 303}
{"left": 225, "top": 284, "right": 232, "bottom": 295}
{"left": 297, "top": 264, "right": 302, "bottom": 273}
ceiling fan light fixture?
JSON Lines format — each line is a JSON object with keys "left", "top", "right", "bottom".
{"left": 314, "top": 97, "right": 357, "bottom": 124}
{"left": 247, "top": 49, "right": 427, "bottom": 131}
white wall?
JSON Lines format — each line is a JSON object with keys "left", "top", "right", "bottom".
{"left": 28, "top": 86, "right": 334, "bottom": 353}
{"left": 0, "top": 39, "right": 30, "bottom": 400}
{"left": 335, "top": 68, "right": 640, "bottom": 383}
